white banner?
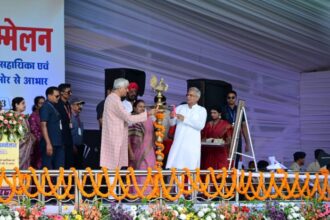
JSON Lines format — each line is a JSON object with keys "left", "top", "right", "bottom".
{"left": 0, "top": 0, "right": 64, "bottom": 113}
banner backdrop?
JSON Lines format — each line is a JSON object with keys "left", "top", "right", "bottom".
{"left": 0, "top": 0, "right": 64, "bottom": 113}
{"left": 0, "top": 135, "right": 19, "bottom": 169}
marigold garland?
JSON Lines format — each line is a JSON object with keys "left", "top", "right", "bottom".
{"left": 0, "top": 167, "right": 329, "bottom": 204}
{"left": 153, "top": 112, "right": 166, "bottom": 168}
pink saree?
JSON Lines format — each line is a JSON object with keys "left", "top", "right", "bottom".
{"left": 128, "top": 117, "right": 156, "bottom": 194}
{"left": 28, "top": 111, "right": 42, "bottom": 169}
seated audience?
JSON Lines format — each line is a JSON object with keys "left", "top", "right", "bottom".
{"left": 12, "top": 97, "right": 36, "bottom": 169}
{"left": 289, "top": 151, "right": 306, "bottom": 172}
{"left": 257, "top": 160, "right": 269, "bottom": 172}
{"left": 201, "top": 106, "right": 232, "bottom": 169}
{"left": 248, "top": 160, "right": 256, "bottom": 171}
{"left": 307, "top": 149, "right": 324, "bottom": 172}
{"left": 29, "top": 96, "right": 45, "bottom": 169}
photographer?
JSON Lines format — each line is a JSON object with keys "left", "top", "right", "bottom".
{"left": 70, "top": 97, "right": 85, "bottom": 169}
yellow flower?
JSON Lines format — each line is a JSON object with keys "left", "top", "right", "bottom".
{"left": 72, "top": 210, "right": 77, "bottom": 215}
{"left": 63, "top": 206, "right": 69, "bottom": 211}
{"left": 64, "top": 216, "right": 69, "bottom": 220}
{"left": 75, "top": 214, "right": 82, "bottom": 220}
{"left": 186, "top": 213, "right": 194, "bottom": 220}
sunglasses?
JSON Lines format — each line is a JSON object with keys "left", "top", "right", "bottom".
{"left": 63, "top": 90, "right": 72, "bottom": 94}
{"left": 227, "top": 96, "right": 236, "bottom": 100}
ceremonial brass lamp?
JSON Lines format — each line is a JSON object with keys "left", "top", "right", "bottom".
{"left": 150, "top": 75, "right": 168, "bottom": 168}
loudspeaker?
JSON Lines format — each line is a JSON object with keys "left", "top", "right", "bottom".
{"left": 83, "top": 130, "right": 101, "bottom": 169}
{"left": 187, "top": 79, "right": 232, "bottom": 117}
{"left": 104, "top": 68, "right": 146, "bottom": 97}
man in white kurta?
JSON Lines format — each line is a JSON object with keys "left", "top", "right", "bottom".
{"left": 166, "top": 87, "right": 207, "bottom": 169}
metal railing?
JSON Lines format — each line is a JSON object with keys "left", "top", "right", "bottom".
{"left": 0, "top": 169, "right": 329, "bottom": 213}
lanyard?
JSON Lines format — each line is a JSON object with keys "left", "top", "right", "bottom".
{"left": 63, "top": 103, "right": 71, "bottom": 119}
{"left": 75, "top": 114, "right": 81, "bottom": 127}
{"left": 228, "top": 106, "right": 236, "bottom": 123}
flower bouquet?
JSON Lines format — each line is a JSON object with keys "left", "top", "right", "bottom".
{"left": 107, "top": 203, "right": 133, "bottom": 220}
{"left": 63, "top": 200, "right": 111, "bottom": 220}
{"left": 132, "top": 202, "right": 176, "bottom": 220}
{"left": 16, "top": 198, "right": 47, "bottom": 220}
{"left": 0, "top": 110, "right": 27, "bottom": 142}
{"left": 196, "top": 203, "right": 219, "bottom": 220}
{"left": 170, "top": 199, "right": 199, "bottom": 220}
{"left": 0, "top": 204, "right": 20, "bottom": 220}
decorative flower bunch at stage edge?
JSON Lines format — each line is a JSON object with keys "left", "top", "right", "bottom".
{"left": 16, "top": 198, "right": 46, "bottom": 220}
{"left": 0, "top": 110, "right": 28, "bottom": 142}
{"left": 0, "top": 204, "right": 20, "bottom": 220}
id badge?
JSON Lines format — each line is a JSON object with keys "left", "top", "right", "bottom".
{"left": 59, "top": 120, "right": 62, "bottom": 130}
{"left": 78, "top": 127, "right": 82, "bottom": 136}
{"left": 69, "top": 123, "right": 73, "bottom": 129}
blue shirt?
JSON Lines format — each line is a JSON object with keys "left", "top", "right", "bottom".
{"left": 222, "top": 105, "right": 245, "bottom": 151}
{"left": 40, "top": 100, "right": 63, "bottom": 146}
{"left": 223, "top": 105, "right": 245, "bottom": 124}
{"left": 71, "top": 112, "right": 84, "bottom": 146}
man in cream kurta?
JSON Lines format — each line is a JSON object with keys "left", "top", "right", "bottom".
{"left": 100, "top": 78, "right": 148, "bottom": 169}
{"left": 166, "top": 87, "right": 207, "bottom": 169}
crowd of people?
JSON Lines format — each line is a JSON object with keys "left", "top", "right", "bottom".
{"left": 1, "top": 84, "right": 85, "bottom": 170}
{"left": 2, "top": 78, "right": 327, "bottom": 174}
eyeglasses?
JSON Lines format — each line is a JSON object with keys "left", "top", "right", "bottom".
{"left": 64, "top": 90, "right": 72, "bottom": 94}
{"left": 186, "top": 94, "right": 195, "bottom": 97}
{"left": 227, "top": 96, "right": 236, "bottom": 100}
{"left": 55, "top": 95, "right": 60, "bottom": 98}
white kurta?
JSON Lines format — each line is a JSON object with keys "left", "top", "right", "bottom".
{"left": 166, "top": 104, "right": 207, "bottom": 169}
{"left": 289, "top": 162, "right": 302, "bottom": 172}
{"left": 307, "top": 161, "right": 321, "bottom": 172}
{"left": 122, "top": 99, "right": 133, "bottom": 113}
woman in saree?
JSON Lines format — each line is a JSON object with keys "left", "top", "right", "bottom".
{"left": 201, "top": 106, "right": 232, "bottom": 169}
{"left": 12, "top": 97, "right": 36, "bottom": 169}
{"left": 28, "top": 96, "right": 45, "bottom": 169}
{"left": 128, "top": 100, "right": 156, "bottom": 193}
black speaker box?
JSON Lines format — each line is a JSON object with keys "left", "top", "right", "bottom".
{"left": 104, "top": 68, "right": 146, "bottom": 97}
{"left": 83, "top": 130, "right": 101, "bottom": 169}
{"left": 187, "top": 79, "right": 232, "bottom": 117}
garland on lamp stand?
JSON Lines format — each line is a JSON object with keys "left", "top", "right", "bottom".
{"left": 150, "top": 75, "right": 168, "bottom": 169}
{"left": 154, "top": 91, "right": 166, "bottom": 168}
